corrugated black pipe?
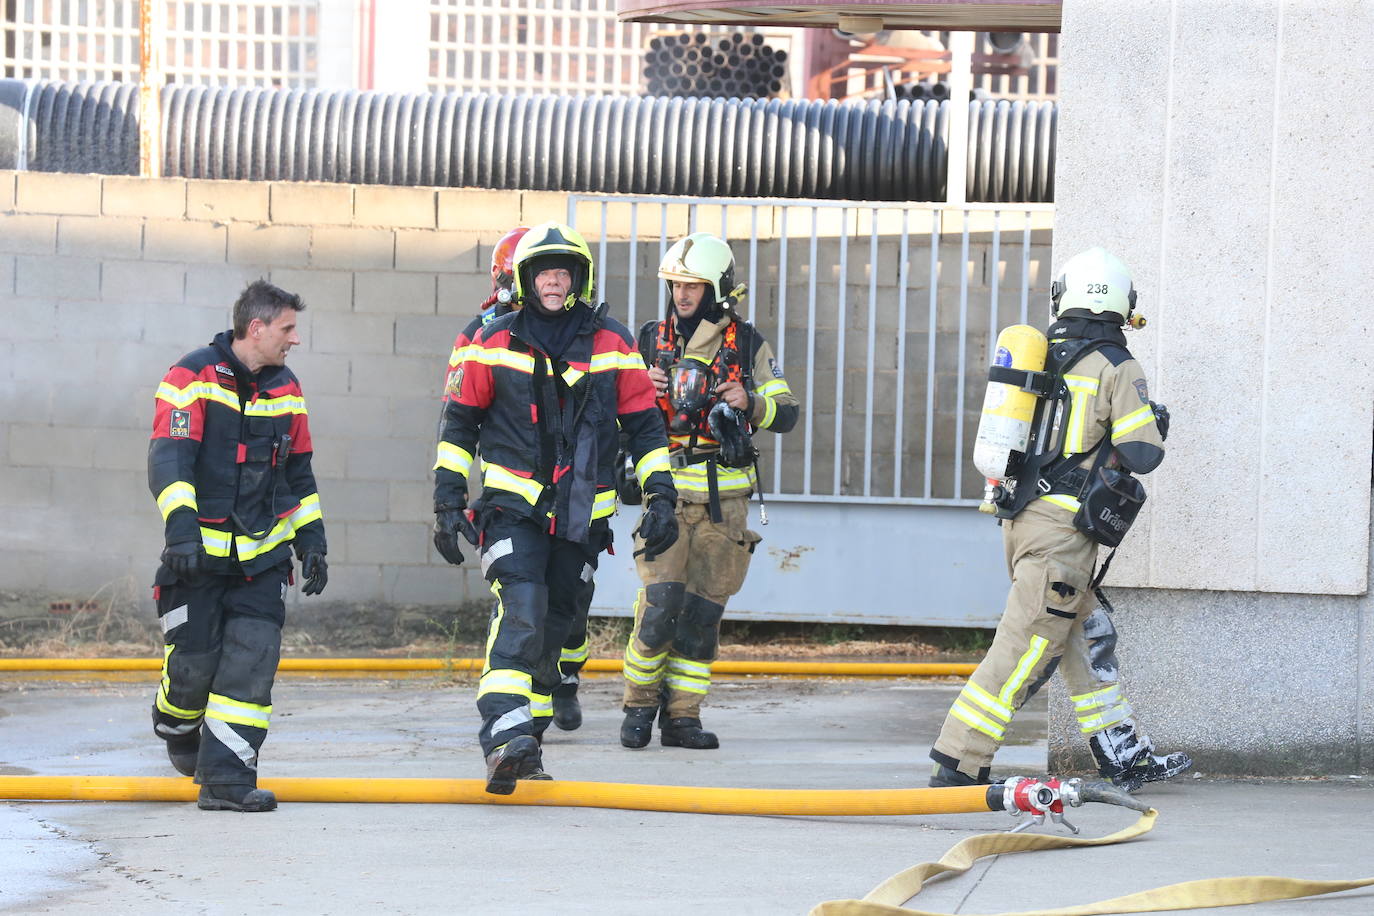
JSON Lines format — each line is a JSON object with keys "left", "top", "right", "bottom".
{"left": 0, "top": 80, "right": 1056, "bottom": 202}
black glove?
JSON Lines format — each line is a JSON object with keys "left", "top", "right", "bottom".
{"left": 634, "top": 496, "right": 679, "bottom": 561}
{"left": 1150, "top": 400, "right": 1170, "bottom": 441}
{"left": 161, "top": 540, "right": 205, "bottom": 581}
{"left": 707, "top": 401, "right": 759, "bottom": 469}
{"left": 434, "top": 506, "right": 479, "bottom": 566}
{"left": 300, "top": 551, "right": 328, "bottom": 596}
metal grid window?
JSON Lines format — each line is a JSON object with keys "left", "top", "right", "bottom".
{"left": 568, "top": 194, "right": 1055, "bottom": 506}
{"left": 426, "top": 0, "right": 794, "bottom": 96}
{"left": 1, "top": 1, "right": 319, "bottom": 87}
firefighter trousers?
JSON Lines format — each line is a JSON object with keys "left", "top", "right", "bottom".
{"left": 931, "top": 500, "right": 1097, "bottom": 780}
{"left": 151, "top": 562, "right": 288, "bottom": 786}
{"left": 556, "top": 574, "right": 593, "bottom": 696}
{"left": 476, "top": 511, "right": 602, "bottom": 756}
{"left": 622, "top": 496, "right": 760, "bottom": 719}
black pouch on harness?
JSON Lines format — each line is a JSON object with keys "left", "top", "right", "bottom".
{"left": 1073, "top": 467, "right": 1145, "bottom": 547}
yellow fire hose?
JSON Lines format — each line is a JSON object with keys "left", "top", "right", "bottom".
{"left": 0, "top": 658, "right": 976, "bottom": 677}
{"left": 811, "top": 808, "right": 1374, "bottom": 915}
{"left": 0, "top": 774, "right": 993, "bottom": 814}
{"left": 4, "top": 775, "right": 1368, "bottom": 913}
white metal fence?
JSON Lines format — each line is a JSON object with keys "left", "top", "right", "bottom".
{"left": 568, "top": 194, "right": 1055, "bottom": 506}
{"left": 425, "top": 0, "right": 799, "bottom": 96}
{"left": 1, "top": 0, "right": 319, "bottom": 86}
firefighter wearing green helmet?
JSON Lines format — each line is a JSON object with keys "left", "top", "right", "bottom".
{"left": 432, "top": 221, "right": 678, "bottom": 793}
{"left": 618, "top": 232, "right": 800, "bottom": 751}
{"left": 929, "top": 247, "right": 1191, "bottom": 793}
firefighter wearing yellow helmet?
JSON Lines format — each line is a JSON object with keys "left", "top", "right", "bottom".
{"left": 618, "top": 232, "right": 800, "bottom": 751}
{"left": 432, "top": 221, "right": 678, "bottom": 793}
{"left": 929, "top": 246, "right": 1191, "bottom": 793}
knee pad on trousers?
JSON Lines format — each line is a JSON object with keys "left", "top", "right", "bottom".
{"left": 673, "top": 593, "right": 727, "bottom": 659}
{"left": 639, "top": 581, "right": 686, "bottom": 648}
{"left": 490, "top": 579, "right": 549, "bottom": 669}
{"left": 1081, "top": 607, "right": 1120, "bottom": 681}
{"left": 215, "top": 616, "right": 283, "bottom": 704}
{"left": 1020, "top": 654, "right": 1061, "bottom": 705}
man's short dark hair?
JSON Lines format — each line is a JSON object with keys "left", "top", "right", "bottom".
{"left": 233, "top": 280, "right": 305, "bottom": 339}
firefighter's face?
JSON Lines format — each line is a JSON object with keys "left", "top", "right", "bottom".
{"left": 249, "top": 312, "right": 301, "bottom": 367}
{"left": 672, "top": 281, "right": 707, "bottom": 319}
{"left": 534, "top": 267, "right": 573, "bottom": 313}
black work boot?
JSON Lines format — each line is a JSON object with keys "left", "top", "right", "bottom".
{"left": 484, "top": 735, "right": 547, "bottom": 795}
{"left": 661, "top": 717, "right": 719, "bottom": 749}
{"left": 1089, "top": 726, "right": 1193, "bottom": 792}
{"left": 552, "top": 684, "right": 583, "bottom": 731}
{"left": 166, "top": 736, "right": 199, "bottom": 777}
{"left": 929, "top": 764, "right": 992, "bottom": 788}
{"left": 197, "top": 784, "right": 277, "bottom": 812}
{"left": 620, "top": 706, "right": 657, "bottom": 748}
{"left": 152, "top": 705, "right": 199, "bottom": 777}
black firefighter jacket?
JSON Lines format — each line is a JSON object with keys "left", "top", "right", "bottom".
{"left": 433, "top": 302, "right": 675, "bottom": 544}
{"left": 148, "top": 330, "right": 326, "bottom": 577}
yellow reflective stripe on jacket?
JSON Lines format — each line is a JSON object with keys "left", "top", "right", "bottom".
{"left": 950, "top": 700, "right": 1006, "bottom": 740}
{"left": 1062, "top": 374, "right": 1101, "bottom": 456}
{"left": 447, "top": 344, "right": 467, "bottom": 369}
{"left": 468, "top": 346, "right": 536, "bottom": 373}
{"left": 670, "top": 463, "right": 755, "bottom": 493}
{"left": 478, "top": 668, "right": 535, "bottom": 699}
{"left": 287, "top": 493, "right": 322, "bottom": 530}
{"left": 999, "top": 635, "right": 1049, "bottom": 706}
{"left": 482, "top": 463, "right": 545, "bottom": 506}
{"left": 757, "top": 395, "right": 778, "bottom": 429}
{"left": 206, "top": 693, "right": 272, "bottom": 729}
{"left": 590, "top": 351, "right": 647, "bottom": 373}
{"left": 1039, "top": 493, "right": 1081, "bottom": 513}
{"left": 635, "top": 447, "right": 670, "bottom": 484}
{"left": 1112, "top": 404, "right": 1156, "bottom": 439}
{"left": 592, "top": 488, "right": 617, "bottom": 519}
{"left": 756, "top": 378, "right": 791, "bottom": 398}
{"left": 561, "top": 366, "right": 586, "bottom": 387}
{"left": 156, "top": 379, "right": 239, "bottom": 411}
{"left": 561, "top": 638, "right": 590, "bottom": 665}
{"left": 200, "top": 526, "right": 233, "bottom": 557}
{"left": 236, "top": 516, "right": 294, "bottom": 562}
{"left": 244, "top": 395, "right": 306, "bottom": 417}
{"left": 156, "top": 481, "right": 198, "bottom": 520}
{"left": 434, "top": 442, "right": 475, "bottom": 476}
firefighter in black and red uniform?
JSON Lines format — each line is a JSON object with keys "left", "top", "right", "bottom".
{"left": 440, "top": 225, "right": 595, "bottom": 731}
{"left": 619, "top": 232, "right": 799, "bottom": 751}
{"left": 432, "top": 221, "right": 678, "bottom": 794}
{"left": 148, "top": 280, "right": 328, "bottom": 813}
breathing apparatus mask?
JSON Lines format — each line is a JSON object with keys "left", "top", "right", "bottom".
{"left": 668, "top": 358, "right": 716, "bottom": 433}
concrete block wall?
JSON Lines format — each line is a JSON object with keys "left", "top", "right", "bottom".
{"left": 0, "top": 171, "right": 578, "bottom": 611}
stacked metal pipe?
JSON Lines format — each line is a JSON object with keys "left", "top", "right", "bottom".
{"left": 0, "top": 79, "right": 1058, "bottom": 202}
{"left": 643, "top": 32, "right": 787, "bottom": 99}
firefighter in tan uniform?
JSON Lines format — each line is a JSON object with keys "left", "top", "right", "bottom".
{"left": 619, "top": 233, "right": 799, "bottom": 750}
{"left": 929, "top": 248, "right": 1191, "bottom": 791}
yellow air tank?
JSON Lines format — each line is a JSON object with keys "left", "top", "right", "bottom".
{"left": 973, "top": 324, "right": 1048, "bottom": 489}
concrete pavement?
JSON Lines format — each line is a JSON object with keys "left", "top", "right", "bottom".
{"left": 1, "top": 674, "right": 1370, "bottom": 914}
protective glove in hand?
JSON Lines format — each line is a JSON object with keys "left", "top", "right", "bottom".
{"left": 434, "top": 507, "right": 479, "bottom": 566}
{"left": 1150, "top": 400, "right": 1170, "bottom": 441}
{"left": 634, "top": 496, "right": 679, "bottom": 561}
{"left": 707, "top": 401, "right": 759, "bottom": 469}
{"left": 162, "top": 540, "right": 206, "bottom": 581}
{"left": 300, "top": 551, "right": 328, "bottom": 596}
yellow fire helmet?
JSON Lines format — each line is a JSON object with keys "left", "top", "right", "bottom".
{"left": 1051, "top": 246, "right": 1138, "bottom": 324}
{"left": 658, "top": 232, "right": 736, "bottom": 303}
{"left": 512, "top": 221, "right": 596, "bottom": 310}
